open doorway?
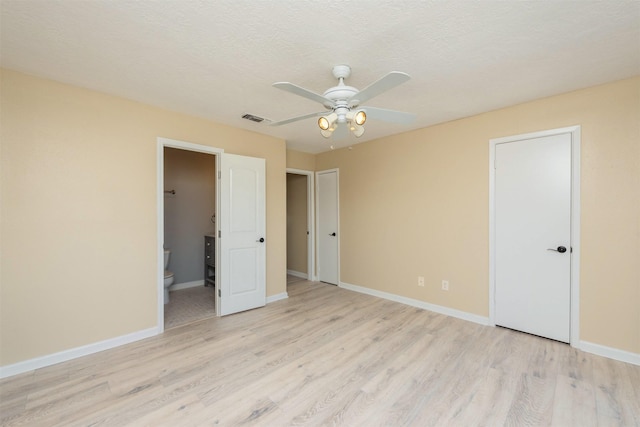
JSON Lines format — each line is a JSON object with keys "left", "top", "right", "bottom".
{"left": 158, "top": 138, "right": 267, "bottom": 331}
{"left": 163, "top": 147, "right": 217, "bottom": 329}
{"left": 286, "top": 168, "right": 315, "bottom": 285}
{"left": 157, "top": 138, "right": 223, "bottom": 333}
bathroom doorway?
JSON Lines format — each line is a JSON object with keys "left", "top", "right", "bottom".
{"left": 163, "top": 146, "right": 217, "bottom": 329}
{"left": 157, "top": 138, "right": 267, "bottom": 332}
{"left": 157, "top": 138, "right": 222, "bottom": 332}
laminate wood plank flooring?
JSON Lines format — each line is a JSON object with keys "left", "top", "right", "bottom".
{"left": 1, "top": 278, "right": 639, "bottom": 426}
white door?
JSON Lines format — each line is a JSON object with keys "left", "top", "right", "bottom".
{"left": 218, "top": 153, "right": 266, "bottom": 316}
{"left": 495, "top": 133, "right": 572, "bottom": 342}
{"left": 317, "top": 170, "right": 339, "bottom": 285}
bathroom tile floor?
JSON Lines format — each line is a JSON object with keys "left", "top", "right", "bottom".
{"left": 164, "top": 285, "right": 216, "bottom": 330}
{"left": 165, "top": 275, "right": 305, "bottom": 330}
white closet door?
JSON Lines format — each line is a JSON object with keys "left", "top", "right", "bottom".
{"left": 495, "top": 133, "right": 572, "bottom": 342}
{"left": 317, "top": 170, "right": 339, "bottom": 285}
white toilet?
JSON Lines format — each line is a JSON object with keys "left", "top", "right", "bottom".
{"left": 163, "top": 249, "right": 174, "bottom": 304}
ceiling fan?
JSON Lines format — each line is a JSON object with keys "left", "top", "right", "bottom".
{"left": 269, "top": 65, "right": 416, "bottom": 139}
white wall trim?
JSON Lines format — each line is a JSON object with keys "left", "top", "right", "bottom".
{"left": 0, "top": 327, "right": 158, "bottom": 379}
{"left": 157, "top": 137, "right": 223, "bottom": 330}
{"left": 170, "top": 280, "right": 205, "bottom": 291}
{"left": 579, "top": 341, "right": 640, "bottom": 366}
{"left": 266, "top": 292, "right": 289, "bottom": 304}
{"left": 286, "top": 168, "right": 316, "bottom": 281}
{"left": 339, "top": 281, "right": 637, "bottom": 366}
{"left": 286, "top": 269, "right": 308, "bottom": 279}
{"left": 488, "top": 125, "right": 581, "bottom": 347}
{"left": 339, "top": 281, "right": 490, "bottom": 326}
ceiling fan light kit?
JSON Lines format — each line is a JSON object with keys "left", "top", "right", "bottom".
{"left": 269, "top": 65, "right": 415, "bottom": 141}
{"left": 318, "top": 113, "right": 337, "bottom": 131}
{"left": 349, "top": 123, "right": 365, "bottom": 138}
{"left": 317, "top": 109, "right": 365, "bottom": 138}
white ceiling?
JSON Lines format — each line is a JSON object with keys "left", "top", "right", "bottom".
{"left": 1, "top": 1, "right": 639, "bottom": 154}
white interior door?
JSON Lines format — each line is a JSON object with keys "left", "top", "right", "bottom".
{"left": 218, "top": 153, "right": 266, "bottom": 316}
{"left": 317, "top": 170, "right": 339, "bottom": 285}
{"left": 495, "top": 133, "right": 572, "bottom": 342}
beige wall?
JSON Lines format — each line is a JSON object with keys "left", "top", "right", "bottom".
{"left": 286, "top": 149, "right": 315, "bottom": 171}
{"left": 286, "top": 174, "right": 308, "bottom": 274}
{"left": 164, "top": 148, "right": 216, "bottom": 284}
{"left": 316, "top": 77, "right": 640, "bottom": 354}
{"left": 1, "top": 67, "right": 637, "bottom": 367}
{"left": 0, "top": 69, "right": 287, "bottom": 366}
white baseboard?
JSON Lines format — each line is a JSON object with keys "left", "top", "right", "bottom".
{"left": 0, "top": 327, "right": 159, "bottom": 379}
{"left": 579, "top": 341, "right": 640, "bottom": 366}
{"left": 170, "top": 280, "right": 205, "bottom": 291}
{"left": 1, "top": 296, "right": 635, "bottom": 383}
{"left": 339, "top": 281, "right": 490, "bottom": 326}
{"left": 267, "top": 292, "right": 288, "bottom": 304}
{"left": 286, "top": 270, "right": 308, "bottom": 279}
{"left": 1, "top": 289, "right": 287, "bottom": 380}
{"left": 339, "top": 281, "right": 639, "bottom": 366}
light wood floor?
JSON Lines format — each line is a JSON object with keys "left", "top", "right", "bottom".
{"left": 1, "top": 279, "right": 639, "bottom": 426}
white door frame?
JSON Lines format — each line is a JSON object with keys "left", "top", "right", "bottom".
{"left": 489, "top": 126, "right": 581, "bottom": 347}
{"left": 316, "top": 168, "right": 340, "bottom": 285}
{"left": 157, "top": 137, "right": 223, "bottom": 333}
{"left": 286, "top": 168, "right": 316, "bottom": 281}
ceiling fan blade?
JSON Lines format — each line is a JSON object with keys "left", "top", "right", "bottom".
{"left": 268, "top": 111, "right": 325, "bottom": 126}
{"left": 273, "top": 82, "right": 335, "bottom": 107}
{"left": 362, "top": 106, "right": 417, "bottom": 124}
{"left": 348, "top": 72, "right": 411, "bottom": 107}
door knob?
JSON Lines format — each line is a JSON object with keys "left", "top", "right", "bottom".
{"left": 547, "top": 246, "right": 567, "bottom": 253}
{"left": 329, "top": 232, "right": 336, "bottom": 237}
{"left": 256, "top": 237, "right": 265, "bottom": 243}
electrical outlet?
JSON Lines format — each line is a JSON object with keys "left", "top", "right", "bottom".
{"left": 418, "top": 276, "right": 425, "bottom": 287}
{"left": 441, "top": 280, "right": 449, "bottom": 291}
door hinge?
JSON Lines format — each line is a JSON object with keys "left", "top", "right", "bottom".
{"left": 218, "top": 288, "right": 221, "bottom": 298}
{"left": 218, "top": 171, "right": 221, "bottom": 179}
{"left": 218, "top": 230, "right": 221, "bottom": 238}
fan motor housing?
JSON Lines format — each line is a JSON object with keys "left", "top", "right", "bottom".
{"left": 323, "top": 85, "right": 358, "bottom": 102}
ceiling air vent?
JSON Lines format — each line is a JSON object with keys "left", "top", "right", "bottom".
{"left": 241, "top": 113, "right": 265, "bottom": 123}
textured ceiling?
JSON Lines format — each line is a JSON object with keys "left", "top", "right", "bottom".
{"left": 1, "top": 1, "right": 639, "bottom": 153}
